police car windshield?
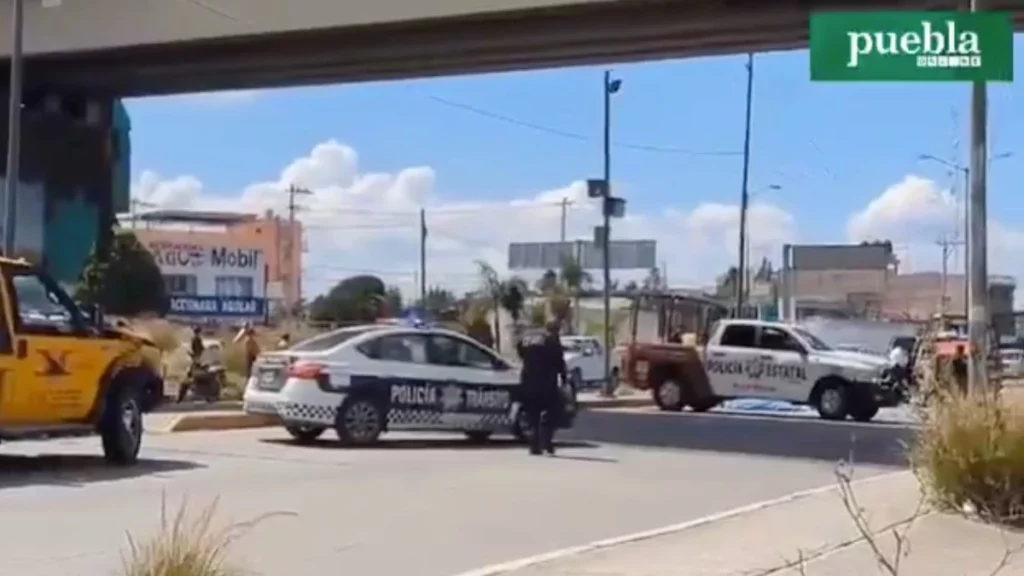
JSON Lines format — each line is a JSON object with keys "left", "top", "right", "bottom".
{"left": 291, "top": 326, "right": 383, "bottom": 352}
{"left": 792, "top": 327, "right": 832, "bottom": 352}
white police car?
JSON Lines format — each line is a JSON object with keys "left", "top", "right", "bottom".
{"left": 243, "top": 323, "right": 578, "bottom": 445}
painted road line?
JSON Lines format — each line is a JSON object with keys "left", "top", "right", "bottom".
{"left": 450, "top": 469, "right": 912, "bottom": 576}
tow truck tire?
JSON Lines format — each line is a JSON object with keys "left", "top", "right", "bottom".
{"left": 335, "top": 396, "right": 385, "bottom": 445}
{"left": 464, "top": 430, "right": 493, "bottom": 443}
{"left": 286, "top": 425, "right": 326, "bottom": 444}
{"left": 653, "top": 379, "right": 685, "bottom": 412}
{"left": 813, "top": 378, "right": 849, "bottom": 421}
{"left": 100, "top": 385, "right": 144, "bottom": 465}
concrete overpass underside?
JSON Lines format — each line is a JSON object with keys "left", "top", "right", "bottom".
{"left": 8, "top": 0, "right": 1024, "bottom": 97}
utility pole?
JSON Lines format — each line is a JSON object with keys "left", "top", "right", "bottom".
{"left": 967, "top": 0, "right": 989, "bottom": 393}
{"left": 559, "top": 198, "right": 569, "bottom": 243}
{"left": 284, "top": 185, "right": 311, "bottom": 319}
{"left": 736, "top": 53, "right": 755, "bottom": 315}
{"left": 600, "top": 70, "right": 621, "bottom": 398}
{"left": 2, "top": 0, "right": 24, "bottom": 255}
{"left": 419, "top": 208, "right": 427, "bottom": 304}
{"left": 129, "top": 198, "right": 156, "bottom": 230}
{"left": 936, "top": 235, "right": 964, "bottom": 320}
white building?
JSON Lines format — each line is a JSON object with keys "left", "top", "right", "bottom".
{"left": 146, "top": 239, "right": 268, "bottom": 322}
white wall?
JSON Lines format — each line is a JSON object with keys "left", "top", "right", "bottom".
{"left": 146, "top": 240, "right": 266, "bottom": 298}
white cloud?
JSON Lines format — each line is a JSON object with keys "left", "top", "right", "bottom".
{"left": 846, "top": 174, "right": 1024, "bottom": 288}
{"left": 159, "top": 90, "right": 263, "bottom": 106}
{"left": 132, "top": 140, "right": 796, "bottom": 298}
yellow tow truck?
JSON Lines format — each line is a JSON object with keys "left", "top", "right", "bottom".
{"left": 0, "top": 257, "right": 164, "bottom": 464}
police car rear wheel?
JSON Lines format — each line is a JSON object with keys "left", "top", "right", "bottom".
{"left": 654, "top": 379, "right": 685, "bottom": 412}
{"left": 336, "top": 398, "right": 384, "bottom": 445}
{"left": 286, "top": 425, "right": 326, "bottom": 444}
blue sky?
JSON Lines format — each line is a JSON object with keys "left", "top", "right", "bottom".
{"left": 125, "top": 37, "right": 1024, "bottom": 294}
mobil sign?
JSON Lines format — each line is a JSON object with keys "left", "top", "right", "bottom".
{"left": 148, "top": 242, "right": 263, "bottom": 273}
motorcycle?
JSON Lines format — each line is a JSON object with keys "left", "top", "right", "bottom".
{"left": 178, "top": 361, "right": 225, "bottom": 403}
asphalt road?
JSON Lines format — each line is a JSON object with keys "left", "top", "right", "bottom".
{"left": 0, "top": 410, "right": 912, "bottom": 576}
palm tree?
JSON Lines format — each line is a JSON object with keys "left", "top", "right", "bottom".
{"left": 499, "top": 277, "right": 527, "bottom": 324}
{"left": 475, "top": 260, "right": 504, "bottom": 351}
{"left": 535, "top": 269, "right": 558, "bottom": 294}
{"left": 558, "top": 256, "right": 591, "bottom": 334}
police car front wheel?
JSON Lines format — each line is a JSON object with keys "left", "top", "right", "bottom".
{"left": 335, "top": 397, "right": 385, "bottom": 445}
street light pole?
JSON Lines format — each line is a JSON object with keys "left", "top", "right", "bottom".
{"left": 736, "top": 53, "right": 755, "bottom": 315}
{"left": 918, "top": 151, "right": 1010, "bottom": 344}
{"left": 3, "top": 0, "right": 24, "bottom": 255}
{"left": 600, "top": 70, "right": 621, "bottom": 397}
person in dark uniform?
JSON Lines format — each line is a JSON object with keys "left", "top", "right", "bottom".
{"left": 951, "top": 344, "right": 968, "bottom": 395}
{"left": 516, "top": 320, "right": 567, "bottom": 456}
{"left": 178, "top": 326, "right": 206, "bottom": 403}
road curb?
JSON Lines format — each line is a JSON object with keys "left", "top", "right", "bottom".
{"left": 450, "top": 469, "right": 912, "bottom": 576}
{"left": 165, "top": 412, "right": 278, "bottom": 433}
{"left": 155, "top": 400, "right": 244, "bottom": 413}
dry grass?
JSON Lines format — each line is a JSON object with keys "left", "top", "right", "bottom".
{"left": 118, "top": 495, "right": 295, "bottom": 576}
{"left": 910, "top": 387, "right": 1024, "bottom": 526}
{"left": 123, "top": 318, "right": 329, "bottom": 392}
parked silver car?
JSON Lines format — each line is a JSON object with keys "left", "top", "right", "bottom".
{"left": 999, "top": 348, "right": 1024, "bottom": 379}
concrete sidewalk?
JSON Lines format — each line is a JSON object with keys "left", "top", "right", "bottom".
{"left": 489, "top": 472, "right": 1023, "bottom": 576}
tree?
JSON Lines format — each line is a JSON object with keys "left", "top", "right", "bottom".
{"left": 555, "top": 256, "right": 591, "bottom": 334}
{"left": 499, "top": 277, "right": 527, "bottom": 324}
{"left": 475, "top": 261, "right": 504, "bottom": 351}
{"left": 308, "top": 275, "right": 386, "bottom": 323}
{"left": 76, "top": 230, "right": 168, "bottom": 316}
{"left": 535, "top": 269, "right": 558, "bottom": 294}
{"left": 420, "top": 286, "right": 457, "bottom": 315}
{"left": 382, "top": 286, "right": 403, "bottom": 317}
{"left": 715, "top": 266, "right": 740, "bottom": 299}
{"left": 642, "top": 267, "right": 662, "bottom": 291}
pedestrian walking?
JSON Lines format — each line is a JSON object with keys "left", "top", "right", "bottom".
{"left": 515, "top": 320, "right": 567, "bottom": 456}
{"left": 234, "top": 322, "right": 261, "bottom": 380}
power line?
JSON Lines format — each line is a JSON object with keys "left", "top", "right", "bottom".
{"left": 424, "top": 94, "right": 742, "bottom": 158}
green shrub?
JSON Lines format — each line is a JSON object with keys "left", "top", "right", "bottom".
{"left": 118, "top": 495, "right": 294, "bottom": 576}
{"left": 911, "top": 386, "right": 1024, "bottom": 526}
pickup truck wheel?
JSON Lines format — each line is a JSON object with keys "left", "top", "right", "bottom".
{"left": 689, "top": 396, "right": 721, "bottom": 413}
{"left": 814, "top": 380, "right": 849, "bottom": 421}
{"left": 848, "top": 391, "right": 880, "bottom": 422}
{"left": 100, "top": 386, "right": 143, "bottom": 465}
{"left": 286, "top": 425, "right": 326, "bottom": 444}
{"left": 653, "top": 379, "right": 685, "bottom": 412}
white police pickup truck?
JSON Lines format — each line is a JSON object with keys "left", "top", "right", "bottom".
{"left": 243, "top": 323, "right": 578, "bottom": 445}
{"left": 650, "top": 319, "right": 901, "bottom": 422}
